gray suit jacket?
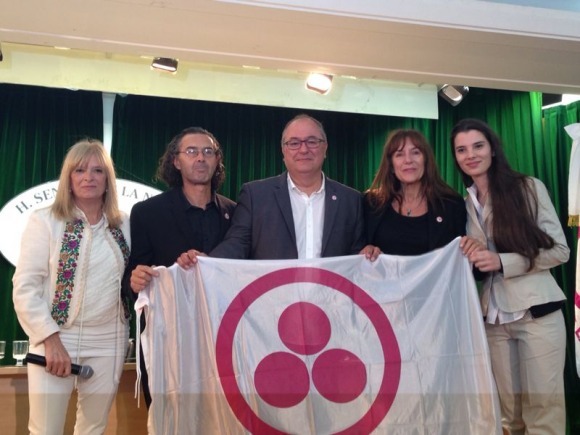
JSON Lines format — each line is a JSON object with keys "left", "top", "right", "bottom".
{"left": 211, "top": 172, "right": 365, "bottom": 259}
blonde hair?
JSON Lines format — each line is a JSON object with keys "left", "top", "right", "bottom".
{"left": 51, "top": 139, "right": 122, "bottom": 228}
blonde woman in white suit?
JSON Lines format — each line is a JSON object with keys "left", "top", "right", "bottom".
{"left": 13, "top": 140, "right": 130, "bottom": 435}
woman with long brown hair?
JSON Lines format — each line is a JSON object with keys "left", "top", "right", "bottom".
{"left": 452, "top": 118, "right": 569, "bottom": 434}
{"left": 362, "top": 129, "right": 466, "bottom": 258}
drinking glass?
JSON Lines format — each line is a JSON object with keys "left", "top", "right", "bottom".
{"left": 126, "top": 338, "right": 136, "bottom": 362}
{"left": 0, "top": 341, "right": 5, "bottom": 360}
{"left": 12, "top": 340, "right": 29, "bottom": 366}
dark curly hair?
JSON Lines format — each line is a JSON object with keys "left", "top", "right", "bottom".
{"left": 155, "top": 127, "right": 225, "bottom": 191}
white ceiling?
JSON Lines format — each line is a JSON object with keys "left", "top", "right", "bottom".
{"left": 1, "top": 0, "right": 579, "bottom": 116}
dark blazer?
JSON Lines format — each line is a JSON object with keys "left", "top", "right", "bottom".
{"left": 211, "top": 172, "right": 365, "bottom": 259}
{"left": 124, "top": 187, "right": 235, "bottom": 408}
{"left": 364, "top": 192, "right": 467, "bottom": 253}
{"left": 127, "top": 187, "right": 236, "bottom": 271}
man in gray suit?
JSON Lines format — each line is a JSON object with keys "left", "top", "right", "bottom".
{"left": 178, "top": 114, "right": 364, "bottom": 264}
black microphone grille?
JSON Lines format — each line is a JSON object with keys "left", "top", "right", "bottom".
{"left": 79, "top": 365, "right": 94, "bottom": 379}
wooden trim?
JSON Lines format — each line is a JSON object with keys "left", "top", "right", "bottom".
{"left": 0, "top": 363, "right": 147, "bottom": 434}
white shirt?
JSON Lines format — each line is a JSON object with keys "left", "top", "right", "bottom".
{"left": 80, "top": 217, "right": 122, "bottom": 325}
{"left": 287, "top": 173, "right": 325, "bottom": 259}
{"left": 467, "top": 185, "right": 527, "bottom": 324}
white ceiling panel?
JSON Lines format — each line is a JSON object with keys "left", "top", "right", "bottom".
{"left": 1, "top": 0, "right": 579, "bottom": 116}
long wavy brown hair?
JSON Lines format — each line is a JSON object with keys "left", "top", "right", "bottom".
{"left": 367, "top": 129, "right": 460, "bottom": 214}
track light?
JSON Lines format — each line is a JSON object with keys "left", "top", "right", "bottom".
{"left": 438, "top": 85, "right": 469, "bottom": 106}
{"left": 151, "top": 57, "right": 178, "bottom": 72}
{"left": 306, "top": 73, "right": 333, "bottom": 95}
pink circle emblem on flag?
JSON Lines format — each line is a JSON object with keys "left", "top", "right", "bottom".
{"left": 216, "top": 267, "right": 402, "bottom": 434}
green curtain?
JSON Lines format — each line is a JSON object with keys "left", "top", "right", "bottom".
{"left": 0, "top": 84, "right": 103, "bottom": 365}
{"left": 542, "top": 100, "right": 580, "bottom": 433}
{"left": 111, "top": 95, "right": 433, "bottom": 196}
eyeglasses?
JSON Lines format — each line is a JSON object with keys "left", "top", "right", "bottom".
{"left": 177, "top": 147, "right": 217, "bottom": 158}
{"left": 283, "top": 137, "right": 325, "bottom": 150}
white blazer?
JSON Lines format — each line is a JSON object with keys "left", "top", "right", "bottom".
{"left": 466, "top": 177, "right": 569, "bottom": 314}
{"left": 12, "top": 207, "right": 130, "bottom": 346}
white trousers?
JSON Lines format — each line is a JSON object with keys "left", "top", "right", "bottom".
{"left": 27, "top": 327, "right": 128, "bottom": 435}
{"left": 485, "top": 310, "right": 566, "bottom": 435}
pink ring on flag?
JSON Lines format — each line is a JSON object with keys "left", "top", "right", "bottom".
{"left": 215, "top": 267, "right": 402, "bottom": 434}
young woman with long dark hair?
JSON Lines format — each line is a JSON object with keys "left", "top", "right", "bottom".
{"left": 452, "top": 118, "right": 569, "bottom": 434}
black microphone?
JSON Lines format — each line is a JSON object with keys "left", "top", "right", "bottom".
{"left": 24, "top": 353, "right": 94, "bottom": 379}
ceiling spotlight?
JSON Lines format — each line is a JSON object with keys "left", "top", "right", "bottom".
{"left": 438, "top": 85, "right": 469, "bottom": 106}
{"left": 151, "top": 57, "right": 178, "bottom": 72}
{"left": 306, "top": 73, "right": 333, "bottom": 95}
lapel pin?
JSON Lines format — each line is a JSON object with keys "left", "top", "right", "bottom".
{"left": 225, "top": 213, "right": 230, "bottom": 220}
{"left": 436, "top": 216, "right": 443, "bottom": 223}
{"left": 332, "top": 195, "right": 337, "bottom": 201}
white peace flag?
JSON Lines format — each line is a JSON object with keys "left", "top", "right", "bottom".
{"left": 137, "top": 238, "right": 501, "bottom": 434}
